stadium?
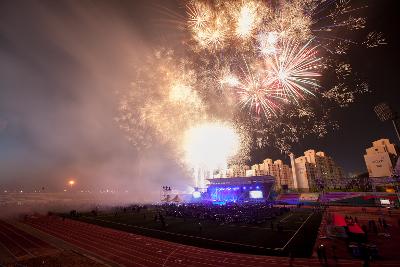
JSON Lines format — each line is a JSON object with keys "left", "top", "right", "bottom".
{"left": 1, "top": 0, "right": 400, "bottom": 266}
{"left": 1, "top": 175, "right": 400, "bottom": 266}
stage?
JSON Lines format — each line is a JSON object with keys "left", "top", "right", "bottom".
{"left": 193, "top": 175, "right": 275, "bottom": 204}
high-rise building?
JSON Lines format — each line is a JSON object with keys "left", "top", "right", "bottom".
{"left": 364, "top": 139, "right": 398, "bottom": 178}
{"left": 291, "top": 150, "right": 344, "bottom": 191}
{"left": 274, "top": 160, "right": 294, "bottom": 189}
{"left": 290, "top": 154, "right": 315, "bottom": 190}
{"left": 217, "top": 158, "right": 294, "bottom": 190}
{"left": 215, "top": 164, "right": 250, "bottom": 178}
{"left": 247, "top": 158, "right": 294, "bottom": 190}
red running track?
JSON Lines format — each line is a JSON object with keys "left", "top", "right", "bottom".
{"left": 0, "top": 219, "right": 55, "bottom": 260}
{"left": 24, "top": 216, "right": 367, "bottom": 267}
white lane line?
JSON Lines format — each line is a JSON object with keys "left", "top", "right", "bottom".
{"left": 162, "top": 248, "right": 178, "bottom": 267}
{"left": 281, "top": 212, "right": 314, "bottom": 250}
{"left": 0, "top": 238, "right": 20, "bottom": 261}
{"left": 280, "top": 213, "right": 293, "bottom": 222}
{"left": 0, "top": 228, "right": 34, "bottom": 258}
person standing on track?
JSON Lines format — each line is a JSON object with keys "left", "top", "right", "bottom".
{"left": 317, "top": 245, "right": 323, "bottom": 264}
{"left": 288, "top": 251, "right": 294, "bottom": 267}
{"left": 159, "top": 213, "right": 166, "bottom": 229}
{"left": 332, "top": 243, "right": 338, "bottom": 265}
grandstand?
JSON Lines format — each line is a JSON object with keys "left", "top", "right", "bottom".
{"left": 319, "top": 192, "right": 362, "bottom": 202}
{"left": 276, "top": 192, "right": 399, "bottom": 206}
{"left": 275, "top": 193, "right": 301, "bottom": 204}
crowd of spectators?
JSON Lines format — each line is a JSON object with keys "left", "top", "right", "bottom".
{"left": 162, "top": 203, "right": 291, "bottom": 225}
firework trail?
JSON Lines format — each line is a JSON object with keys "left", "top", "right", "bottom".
{"left": 117, "top": 0, "right": 386, "bottom": 182}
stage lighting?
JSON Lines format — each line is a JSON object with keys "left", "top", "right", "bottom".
{"left": 192, "top": 191, "right": 201, "bottom": 198}
{"left": 249, "top": 190, "right": 263, "bottom": 199}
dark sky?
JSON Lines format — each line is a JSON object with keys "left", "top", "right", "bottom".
{"left": 284, "top": 0, "right": 400, "bottom": 174}
{"left": 243, "top": 0, "right": 400, "bottom": 173}
{"left": 0, "top": 0, "right": 399, "bottom": 192}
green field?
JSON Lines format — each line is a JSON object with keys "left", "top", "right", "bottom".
{"left": 71, "top": 207, "right": 322, "bottom": 257}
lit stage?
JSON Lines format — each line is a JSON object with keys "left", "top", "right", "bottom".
{"left": 193, "top": 176, "right": 275, "bottom": 204}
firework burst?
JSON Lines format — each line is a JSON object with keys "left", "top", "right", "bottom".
{"left": 264, "top": 39, "right": 322, "bottom": 102}
{"left": 117, "top": 0, "right": 386, "bottom": 173}
{"left": 234, "top": 1, "right": 266, "bottom": 40}
{"left": 221, "top": 61, "right": 283, "bottom": 117}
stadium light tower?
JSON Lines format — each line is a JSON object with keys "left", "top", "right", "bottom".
{"left": 375, "top": 103, "right": 400, "bottom": 204}
{"left": 374, "top": 102, "right": 400, "bottom": 143}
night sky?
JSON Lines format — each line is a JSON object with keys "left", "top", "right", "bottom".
{"left": 0, "top": 0, "right": 399, "bottom": 191}
{"left": 286, "top": 0, "right": 400, "bottom": 174}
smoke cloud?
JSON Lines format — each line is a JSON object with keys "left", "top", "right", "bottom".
{"left": 0, "top": 0, "right": 191, "bottom": 202}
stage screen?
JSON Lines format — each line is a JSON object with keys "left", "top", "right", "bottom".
{"left": 380, "top": 199, "right": 390, "bottom": 205}
{"left": 249, "top": 190, "right": 263, "bottom": 199}
{"left": 192, "top": 191, "right": 201, "bottom": 198}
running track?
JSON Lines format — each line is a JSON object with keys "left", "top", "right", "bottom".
{"left": 0, "top": 219, "right": 56, "bottom": 260}
{"left": 23, "top": 216, "right": 373, "bottom": 267}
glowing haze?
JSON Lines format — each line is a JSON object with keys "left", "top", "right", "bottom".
{"left": 0, "top": 0, "right": 396, "bottom": 207}
{"left": 119, "top": 0, "right": 385, "bottom": 157}
{"left": 183, "top": 122, "right": 240, "bottom": 188}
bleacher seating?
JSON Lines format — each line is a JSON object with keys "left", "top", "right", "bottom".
{"left": 276, "top": 193, "right": 300, "bottom": 204}
{"left": 319, "top": 192, "right": 362, "bottom": 202}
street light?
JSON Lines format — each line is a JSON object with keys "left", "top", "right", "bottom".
{"left": 68, "top": 180, "right": 75, "bottom": 189}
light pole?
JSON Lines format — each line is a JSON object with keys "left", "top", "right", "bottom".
{"left": 68, "top": 180, "right": 75, "bottom": 190}
{"left": 374, "top": 102, "right": 400, "bottom": 143}
{"left": 161, "top": 186, "right": 172, "bottom": 202}
{"left": 374, "top": 102, "right": 400, "bottom": 205}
